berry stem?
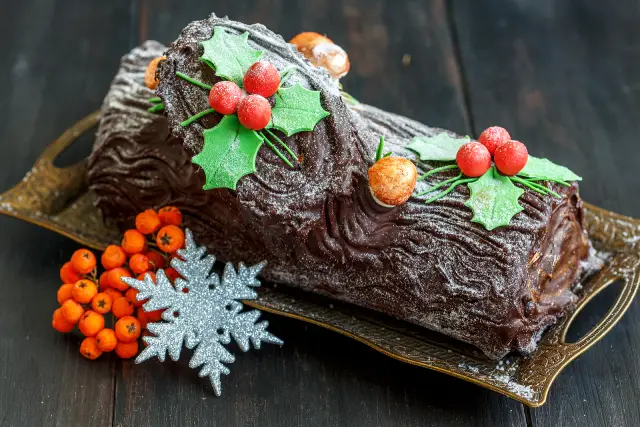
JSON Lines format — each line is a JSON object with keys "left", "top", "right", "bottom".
{"left": 418, "top": 164, "right": 460, "bottom": 182}
{"left": 256, "top": 132, "right": 295, "bottom": 168}
{"left": 375, "top": 136, "right": 385, "bottom": 162}
{"left": 510, "top": 176, "right": 561, "bottom": 198}
{"left": 147, "top": 97, "right": 162, "bottom": 103}
{"left": 263, "top": 128, "right": 297, "bottom": 160}
{"left": 148, "top": 103, "right": 165, "bottom": 113}
{"left": 526, "top": 180, "right": 561, "bottom": 198}
{"left": 278, "top": 67, "right": 296, "bottom": 88}
{"left": 509, "top": 177, "right": 547, "bottom": 196}
{"left": 417, "top": 173, "right": 462, "bottom": 196}
{"left": 521, "top": 176, "right": 571, "bottom": 187}
{"left": 424, "top": 178, "right": 477, "bottom": 204}
{"left": 175, "top": 72, "right": 212, "bottom": 91}
{"left": 180, "top": 108, "right": 216, "bottom": 127}
{"left": 340, "top": 90, "right": 360, "bottom": 105}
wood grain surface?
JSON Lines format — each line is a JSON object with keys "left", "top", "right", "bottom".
{"left": 0, "top": 1, "right": 637, "bottom": 426}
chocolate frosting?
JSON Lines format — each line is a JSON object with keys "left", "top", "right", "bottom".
{"left": 88, "top": 16, "right": 591, "bottom": 359}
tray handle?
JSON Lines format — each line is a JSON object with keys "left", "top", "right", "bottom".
{"left": 0, "top": 111, "right": 100, "bottom": 215}
{"left": 559, "top": 253, "right": 640, "bottom": 354}
{"left": 40, "top": 111, "right": 101, "bottom": 163}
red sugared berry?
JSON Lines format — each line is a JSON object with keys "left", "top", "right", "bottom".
{"left": 456, "top": 142, "right": 492, "bottom": 177}
{"left": 243, "top": 61, "right": 280, "bottom": 98}
{"left": 237, "top": 94, "right": 272, "bottom": 130}
{"left": 478, "top": 126, "right": 511, "bottom": 155}
{"left": 494, "top": 140, "right": 528, "bottom": 176}
{"left": 208, "top": 81, "right": 244, "bottom": 115}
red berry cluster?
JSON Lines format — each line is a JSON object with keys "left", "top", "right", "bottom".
{"left": 208, "top": 61, "right": 280, "bottom": 130}
{"left": 52, "top": 206, "right": 188, "bottom": 361}
{"left": 456, "top": 126, "right": 528, "bottom": 177}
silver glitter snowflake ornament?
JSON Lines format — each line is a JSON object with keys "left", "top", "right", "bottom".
{"left": 122, "top": 229, "right": 283, "bottom": 396}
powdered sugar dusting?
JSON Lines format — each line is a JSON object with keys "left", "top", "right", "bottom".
{"left": 457, "top": 358, "right": 535, "bottom": 400}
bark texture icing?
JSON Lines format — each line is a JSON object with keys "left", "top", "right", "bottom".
{"left": 88, "top": 16, "right": 591, "bottom": 359}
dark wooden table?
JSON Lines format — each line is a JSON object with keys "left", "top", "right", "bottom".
{"left": 1, "top": 1, "right": 639, "bottom": 426}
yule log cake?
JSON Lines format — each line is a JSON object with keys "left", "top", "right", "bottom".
{"left": 87, "top": 14, "right": 592, "bottom": 359}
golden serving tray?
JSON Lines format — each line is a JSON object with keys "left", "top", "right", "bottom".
{"left": 1, "top": 112, "right": 639, "bottom": 407}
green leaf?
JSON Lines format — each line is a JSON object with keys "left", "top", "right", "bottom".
{"left": 192, "top": 115, "right": 263, "bottom": 190}
{"left": 200, "top": 27, "right": 263, "bottom": 85}
{"left": 406, "top": 132, "right": 470, "bottom": 161}
{"left": 518, "top": 156, "right": 582, "bottom": 182}
{"left": 464, "top": 167, "right": 525, "bottom": 231}
{"left": 268, "top": 83, "right": 330, "bottom": 136}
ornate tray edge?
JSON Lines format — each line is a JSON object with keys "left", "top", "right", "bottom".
{"left": 1, "top": 112, "right": 638, "bottom": 407}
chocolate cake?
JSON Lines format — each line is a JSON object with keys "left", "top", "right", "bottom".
{"left": 87, "top": 14, "right": 591, "bottom": 359}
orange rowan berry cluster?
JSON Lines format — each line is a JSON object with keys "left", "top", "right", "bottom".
{"left": 52, "top": 206, "right": 186, "bottom": 361}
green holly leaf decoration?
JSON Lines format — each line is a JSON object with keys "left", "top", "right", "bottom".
{"left": 200, "top": 27, "right": 263, "bottom": 85}
{"left": 518, "top": 156, "right": 582, "bottom": 182}
{"left": 406, "top": 132, "right": 470, "bottom": 161}
{"left": 268, "top": 83, "right": 330, "bottom": 136}
{"left": 464, "top": 167, "right": 525, "bottom": 231}
{"left": 192, "top": 115, "right": 263, "bottom": 190}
